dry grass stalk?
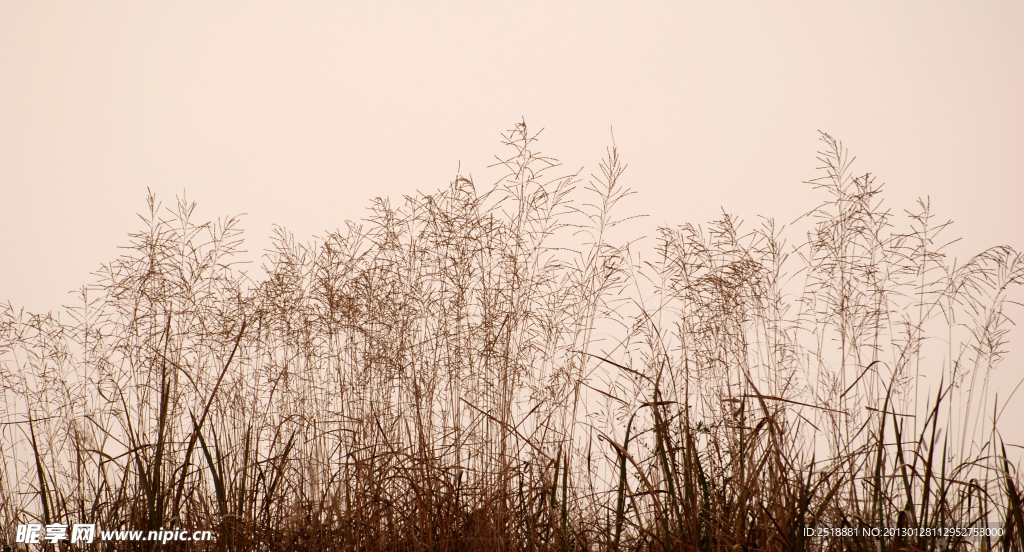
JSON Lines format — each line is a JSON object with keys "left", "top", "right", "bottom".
{"left": 2, "top": 122, "right": 1022, "bottom": 551}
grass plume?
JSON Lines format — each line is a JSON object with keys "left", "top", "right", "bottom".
{"left": 2, "top": 122, "right": 1022, "bottom": 551}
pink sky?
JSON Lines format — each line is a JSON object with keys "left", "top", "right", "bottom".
{"left": 3, "top": 3, "right": 1022, "bottom": 314}
{"left": 2, "top": 0, "right": 1023, "bottom": 459}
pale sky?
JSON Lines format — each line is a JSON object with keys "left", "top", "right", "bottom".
{"left": 2, "top": 2, "right": 1024, "bottom": 459}
{"left": 2, "top": 3, "right": 1022, "bottom": 313}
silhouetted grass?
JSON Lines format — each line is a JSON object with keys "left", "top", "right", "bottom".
{"left": 2, "top": 121, "right": 1022, "bottom": 551}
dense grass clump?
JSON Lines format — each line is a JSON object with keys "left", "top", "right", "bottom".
{"left": 2, "top": 121, "right": 1023, "bottom": 551}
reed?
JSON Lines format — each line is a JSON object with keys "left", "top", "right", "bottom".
{"left": 1, "top": 122, "right": 1022, "bottom": 551}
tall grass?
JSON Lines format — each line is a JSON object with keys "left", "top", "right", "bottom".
{"left": 2, "top": 121, "right": 1022, "bottom": 551}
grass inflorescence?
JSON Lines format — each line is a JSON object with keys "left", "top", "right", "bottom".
{"left": 2, "top": 121, "right": 1023, "bottom": 551}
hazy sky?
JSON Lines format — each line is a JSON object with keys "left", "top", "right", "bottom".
{"left": 2, "top": 2, "right": 1022, "bottom": 316}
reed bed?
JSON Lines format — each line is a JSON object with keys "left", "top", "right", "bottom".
{"left": 2, "top": 121, "right": 1023, "bottom": 551}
